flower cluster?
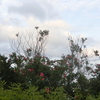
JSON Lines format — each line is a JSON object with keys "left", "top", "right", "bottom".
{"left": 40, "top": 72, "right": 44, "bottom": 77}
{"left": 46, "top": 88, "right": 50, "bottom": 94}
{"left": 28, "top": 68, "right": 34, "bottom": 72}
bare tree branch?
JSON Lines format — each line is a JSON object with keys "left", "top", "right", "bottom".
{"left": 9, "top": 27, "right": 49, "bottom": 58}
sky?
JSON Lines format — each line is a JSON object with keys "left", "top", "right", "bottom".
{"left": 0, "top": 0, "right": 100, "bottom": 60}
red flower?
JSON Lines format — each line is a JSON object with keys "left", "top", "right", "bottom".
{"left": 36, "top": 55, "right": 39, "bottom": 57}
{"left": 42, "top": 78, "right": 44, "bottom": 80}
{"left": 32, "top": 60, "right": 34, "bottom": 62}
{"left": 46, "top": 88, "right": 50, "bottom": 94}
{"left": 63, "top": 74, "right": 66, "bottom": 77}
{"left": 20, "top": 70, "right": 22, "bottom": 72}
{"left": 67, "top": 63, "right": 70, "bottom": 66}
{"left": 86, "top": 55, "right": 88, "bottom": 57}
{"left": 24, "top": 58, "right": 28, "bottom": 60}
{"left": 54, "top": 61, "right": 56, "bottom": 63}
{"left": 93, "top": 72, "right": 96, "bottom": 74}
{"left": 28, "top": 69, "right": 34, "bottom": 71}
{"left": 40, "top": 72, "right": 44, "bottom": 76}
{"left": 46, "top": 88, "right": 50, "bottom": 91}
{"left": 97, "top": 69, "right": 100, "bottom": 71}
{"left": 43, "top": 56, "right": 46, "bottom": 58}
{"left": 63, "top": 60, "right": 67, "bottom": 63}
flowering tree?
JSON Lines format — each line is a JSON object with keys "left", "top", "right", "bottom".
{"left": 8, "top": 35, "right": 95, "bottom": 93}
{"left": 7, "top": 29, "right": 100, "bottom": 97}
{"left": 50, "top": 36, "right": 93, "bottom": 95}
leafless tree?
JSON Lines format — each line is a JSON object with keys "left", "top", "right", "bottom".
{"left": 10, "top": 27, "right": 49, "bottom": 58}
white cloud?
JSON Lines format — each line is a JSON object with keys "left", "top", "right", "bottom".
{"left": 0, "top": 0, "right": 100, "bottom": 60}
{"left": 8, "top": 0, "right": 46, "bottom": 20}
{"left": 38, "top": 20, "right": 71, "bottom": 58}
{"left": 0, "top": 15, "right": 71, "bottom": 58}
{"left": 0, "top": 0, "right": 2, "bottom": 5}
{"left": 50, "top": 0, "right": 100, "bottom": 12}
{"left": 7, "top": 0, "right": 60, "bottom": 21}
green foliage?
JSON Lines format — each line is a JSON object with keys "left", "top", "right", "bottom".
{"left": 0, "top": 54, "right": 19, "bottom": 88}
{"left": 0, "top": 83, "right": 67, "bottom": 100}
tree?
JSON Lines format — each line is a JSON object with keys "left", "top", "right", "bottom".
{"left": 8, "top": 28, "right": 100, "bottom": 97}
{"left": 10, "top": 27, "right": 49, "bottom": 58}
{"left": 89, "top": 64, "right": 100, "bottom": 95}
{"left": 0, "top": 54, "right": 21, "bottom": 88}
{"left": 54, "top": 36, "right": 93, "bottom": 95}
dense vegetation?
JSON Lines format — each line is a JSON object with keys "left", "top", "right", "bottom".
{"left": 0, "top": 27, "right": 100, "bottom": 99}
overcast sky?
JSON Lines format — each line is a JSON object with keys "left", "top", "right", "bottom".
{"left": 0, "top": 0, "right": 100, "bottom": 59}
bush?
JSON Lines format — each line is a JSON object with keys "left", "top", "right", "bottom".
{"left": 0, "top": 82, "right": 68, "bottom": 100}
